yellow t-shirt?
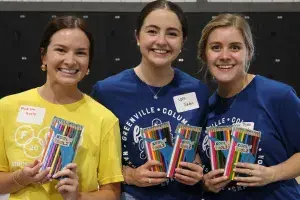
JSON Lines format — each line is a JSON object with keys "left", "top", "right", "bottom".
{"left": 0, "top": 88, "right": 124, "bottom": 200}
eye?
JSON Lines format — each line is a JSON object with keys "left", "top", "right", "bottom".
{"left": 55, "top": 48, "right": 65, "bottom": 53}
{"left": 230, "top": 45, "right": 241, "bottom": 52}
{"left": 146, "top": 29, "right": 157, "bottom": 35}
{"left": 76, "top": 51, "right": 87, "bottom": 56}
{"left": 211, "top": 45, "right": 221, "bottom": 51}
{"left": 167, "top": 31, "right": 178, "bottom": 37}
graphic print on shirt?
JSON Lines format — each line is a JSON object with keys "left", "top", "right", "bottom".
{"left": 14, "top": 125, "right": 50, "bottom": 159}
{"left": 201, "top": 116, "right": 265, "bottom": 192}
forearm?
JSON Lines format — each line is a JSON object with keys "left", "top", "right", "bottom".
{"left": 271, "top": 152, "right": 300, "bottom": 182}
{"left": 78, "top": 183, "right": 121, "bottom": 200}
{"left": 0, "top": 171, "right": 26, "bottom": 194}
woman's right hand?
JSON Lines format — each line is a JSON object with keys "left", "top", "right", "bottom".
{"left": 123, "top": 160, "right": 167, "bottom": 187}
{"left": 15, "top": 160, "right": 51, "bottom": 186}
{"left": 203, "top": 169, "right": 230, "bottom": 193}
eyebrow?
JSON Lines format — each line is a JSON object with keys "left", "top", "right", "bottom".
{"left": 208, "top": 42, "right": 243, "bottom": 45}
{"left": 52, "top": 44, "right": 89, "bottom": 51}
{"left": 144, "top": 25, "right": 180, "bottom": 32}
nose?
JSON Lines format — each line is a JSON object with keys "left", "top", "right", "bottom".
{"left": 220, "top": 48, "right": 231, "bottom": 61}
{"left": 156, "top": 33, "right": 167, "bottom": 46}
{"left": 64, "top": 52, "right": 77, "bottom": 66}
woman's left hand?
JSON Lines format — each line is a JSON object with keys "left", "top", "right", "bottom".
{"left": 53, "top": 163, "right": 79, "bottom": 200}
{"left": 174, "top": 162, "right": 203, "bottom": 186}
{"left": 233, "top": 162, "right": 276, "bottom": 187}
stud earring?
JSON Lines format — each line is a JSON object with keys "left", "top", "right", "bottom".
{"left": 137, "top": 42, "right": 140, "bottom": 46}
{"left": 86, "top": 69, "right": 90, "bottom": 75}
{"left": 41, "top": 64, "right": 47, "bottom": 71}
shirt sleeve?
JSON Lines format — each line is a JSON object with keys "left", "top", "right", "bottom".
{"left": 0, "top": 99, "right": 9, "bottom": 172}
{"left": 277, "top": 89, "right": 300, "bottom": 156}
{"left": 98, "top": 118, "right": 124, "bottom": 185}
{"left": 90, "top": 83, "right": 101, "bottom": 102}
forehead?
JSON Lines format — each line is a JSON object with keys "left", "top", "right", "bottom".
{"left": 50, "top": 28, "right": 90, "bottom": 47}
{"left": 142, "top": 9, "right": 182, "bottom": 30}
{"left": 207, "top": 26, "right": 245, "bottom": 44}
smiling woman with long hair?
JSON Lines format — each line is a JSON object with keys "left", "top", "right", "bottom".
{"left": 0, "top": 16, "right": 123, "bottom": 200}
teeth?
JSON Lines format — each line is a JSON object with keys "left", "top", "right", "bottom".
{"left": 153, "top": 49, "right": 167, "bottom": 54}
{"left": 60, "top": 68, "right": 77, "bottom": 74}
{"left": 216, "top": 65, "right": 234, "bottom": 69}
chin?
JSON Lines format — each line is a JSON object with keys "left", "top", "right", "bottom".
{"left": 57, "top": 79, "right": 80, "bottom": 87}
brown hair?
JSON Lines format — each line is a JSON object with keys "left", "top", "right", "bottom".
{"left": 136, "top": 0, "right": 188, "bottom": 40}
{"left": 40, "top": 16, "right": 94, "bottom": 68}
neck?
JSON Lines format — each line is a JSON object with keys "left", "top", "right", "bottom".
{"left": 134, "top": 60, "right": 174, "bottom": 87}
{"left": 218, "top": 73, "right": 254, "bottom": 98}
{"left": 38, "top": 80, "right": 83, "bottom": 104}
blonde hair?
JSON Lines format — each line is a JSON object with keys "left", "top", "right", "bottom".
{"left": 198, "top": 13, "right": 254, "bottom": 72}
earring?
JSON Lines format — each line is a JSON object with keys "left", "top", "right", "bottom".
{"left": 137, "top": 42, "right": 140, "bottom": 46}
{"left": 41, "top": 64, "right": 47, "bottom": 71}
{"left": 86, "top": 69, "right": 90, "bottom": 75}
{"left": 180, "top": 49, "right": 182, "bottom": 53}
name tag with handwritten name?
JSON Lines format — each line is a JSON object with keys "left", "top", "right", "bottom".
{"left": 16, "top": 105, "right": 46, "bottom": 125}
{"left": 173, "top": 92, "right": 199, "bottom": 113}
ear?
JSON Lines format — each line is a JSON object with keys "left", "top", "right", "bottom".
{"left": 40, "top": 48, "right": 46, "bottom": 64}
{"left": 135, "top": 30, "right": 140, "bottom": 44}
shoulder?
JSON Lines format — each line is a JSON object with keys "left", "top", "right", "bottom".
{"left": 254, "top": 75, "right": 294, "bottom": 99}
{"left": 83, "top": 95, "right": 118, "bottom": 123}
{"left": 93, "top": 69, "right": 133, "bottom": 92}
{"left": 0, "top": 89, "right": 36, "bottom": 106}
{"left": 174, "top": 68, "right": 209, "bottom": 93}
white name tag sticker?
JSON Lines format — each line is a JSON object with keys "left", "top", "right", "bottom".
{"left": 173, "top": 92, "right": 199, "bottom": 113}
{"left": 16, "top": 106, "right": 46, "bottom": 125}
{"left": 233, "top": 122, "right": 254, "bottom": 130}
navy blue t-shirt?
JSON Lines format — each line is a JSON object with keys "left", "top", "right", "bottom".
{"left": 91, "top": 68, "right": 209, "bottom": 200}
{"left": 199, "top": 75, "right": 300, "bottom": 200}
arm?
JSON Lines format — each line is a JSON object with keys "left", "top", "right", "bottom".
{"left": 0, "top": 160, "right": 50, "bottom": 194}
{"left": 272, "top": 152, "right": 300, "bottom": 181}
{"left": 234, "top": 153, "right": 300, "bottom": 187}
{"left": 0, "top": 171, "right": 25, "bottom": 194}
{"left": 234, "top": 89, "right": 300, "bottom": 187}
{"left": 78, "top": 183, "right": 120, "bottom": 200}
{"left": 123, "top": 161, "right": 167, "bottom": 187}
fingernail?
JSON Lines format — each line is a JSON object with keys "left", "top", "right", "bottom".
{"left": 52, "top": 174, "right": 57, "bottom": 178}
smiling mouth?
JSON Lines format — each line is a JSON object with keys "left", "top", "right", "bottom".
{"left": 58, "top": 68, "right": 79, "bottom": 75}
{"left": 152, "top": 49, "right": 170, "bottom": 54}
{"left": 215, "top": 64, "right": 235, "bottom": 69}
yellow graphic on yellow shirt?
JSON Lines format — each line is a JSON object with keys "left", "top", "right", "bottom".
{"left": 14, "top": 125, "right": 50, "bottom": 159}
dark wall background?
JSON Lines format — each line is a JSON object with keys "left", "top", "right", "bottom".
{"left": 1, "top": 12, "right": 300, "bottom": 98}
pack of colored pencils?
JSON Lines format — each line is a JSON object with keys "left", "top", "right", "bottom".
{"left": 40, "top": 116, "right": 83, "bottom": 177}
{"left": 142, "top": 122, "right": 172, "bottom": 173}
{"left": 224, "top": 127, "right": 261, "bottom": 180}
{"left": 167, "top": 124, "right": 202, "bottom": 178}
{"left": 207, "top": 126, "right": 232, "bottom": 171}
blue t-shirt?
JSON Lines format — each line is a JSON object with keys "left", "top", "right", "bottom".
{"left": 91, "top": 68, "right": 209, "bottom": 200}
{"left": 199, "top": 75, "right": 300, "bottom": 200}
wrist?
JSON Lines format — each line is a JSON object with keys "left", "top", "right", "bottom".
{"left": 270, "top": 165, "right": 282, "bottom": 183}
{"left": 122, "top": 166, "right": 135, "bottom": 185}
{"left": 12, "top": 170, "right": 28, "bottom": 188}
